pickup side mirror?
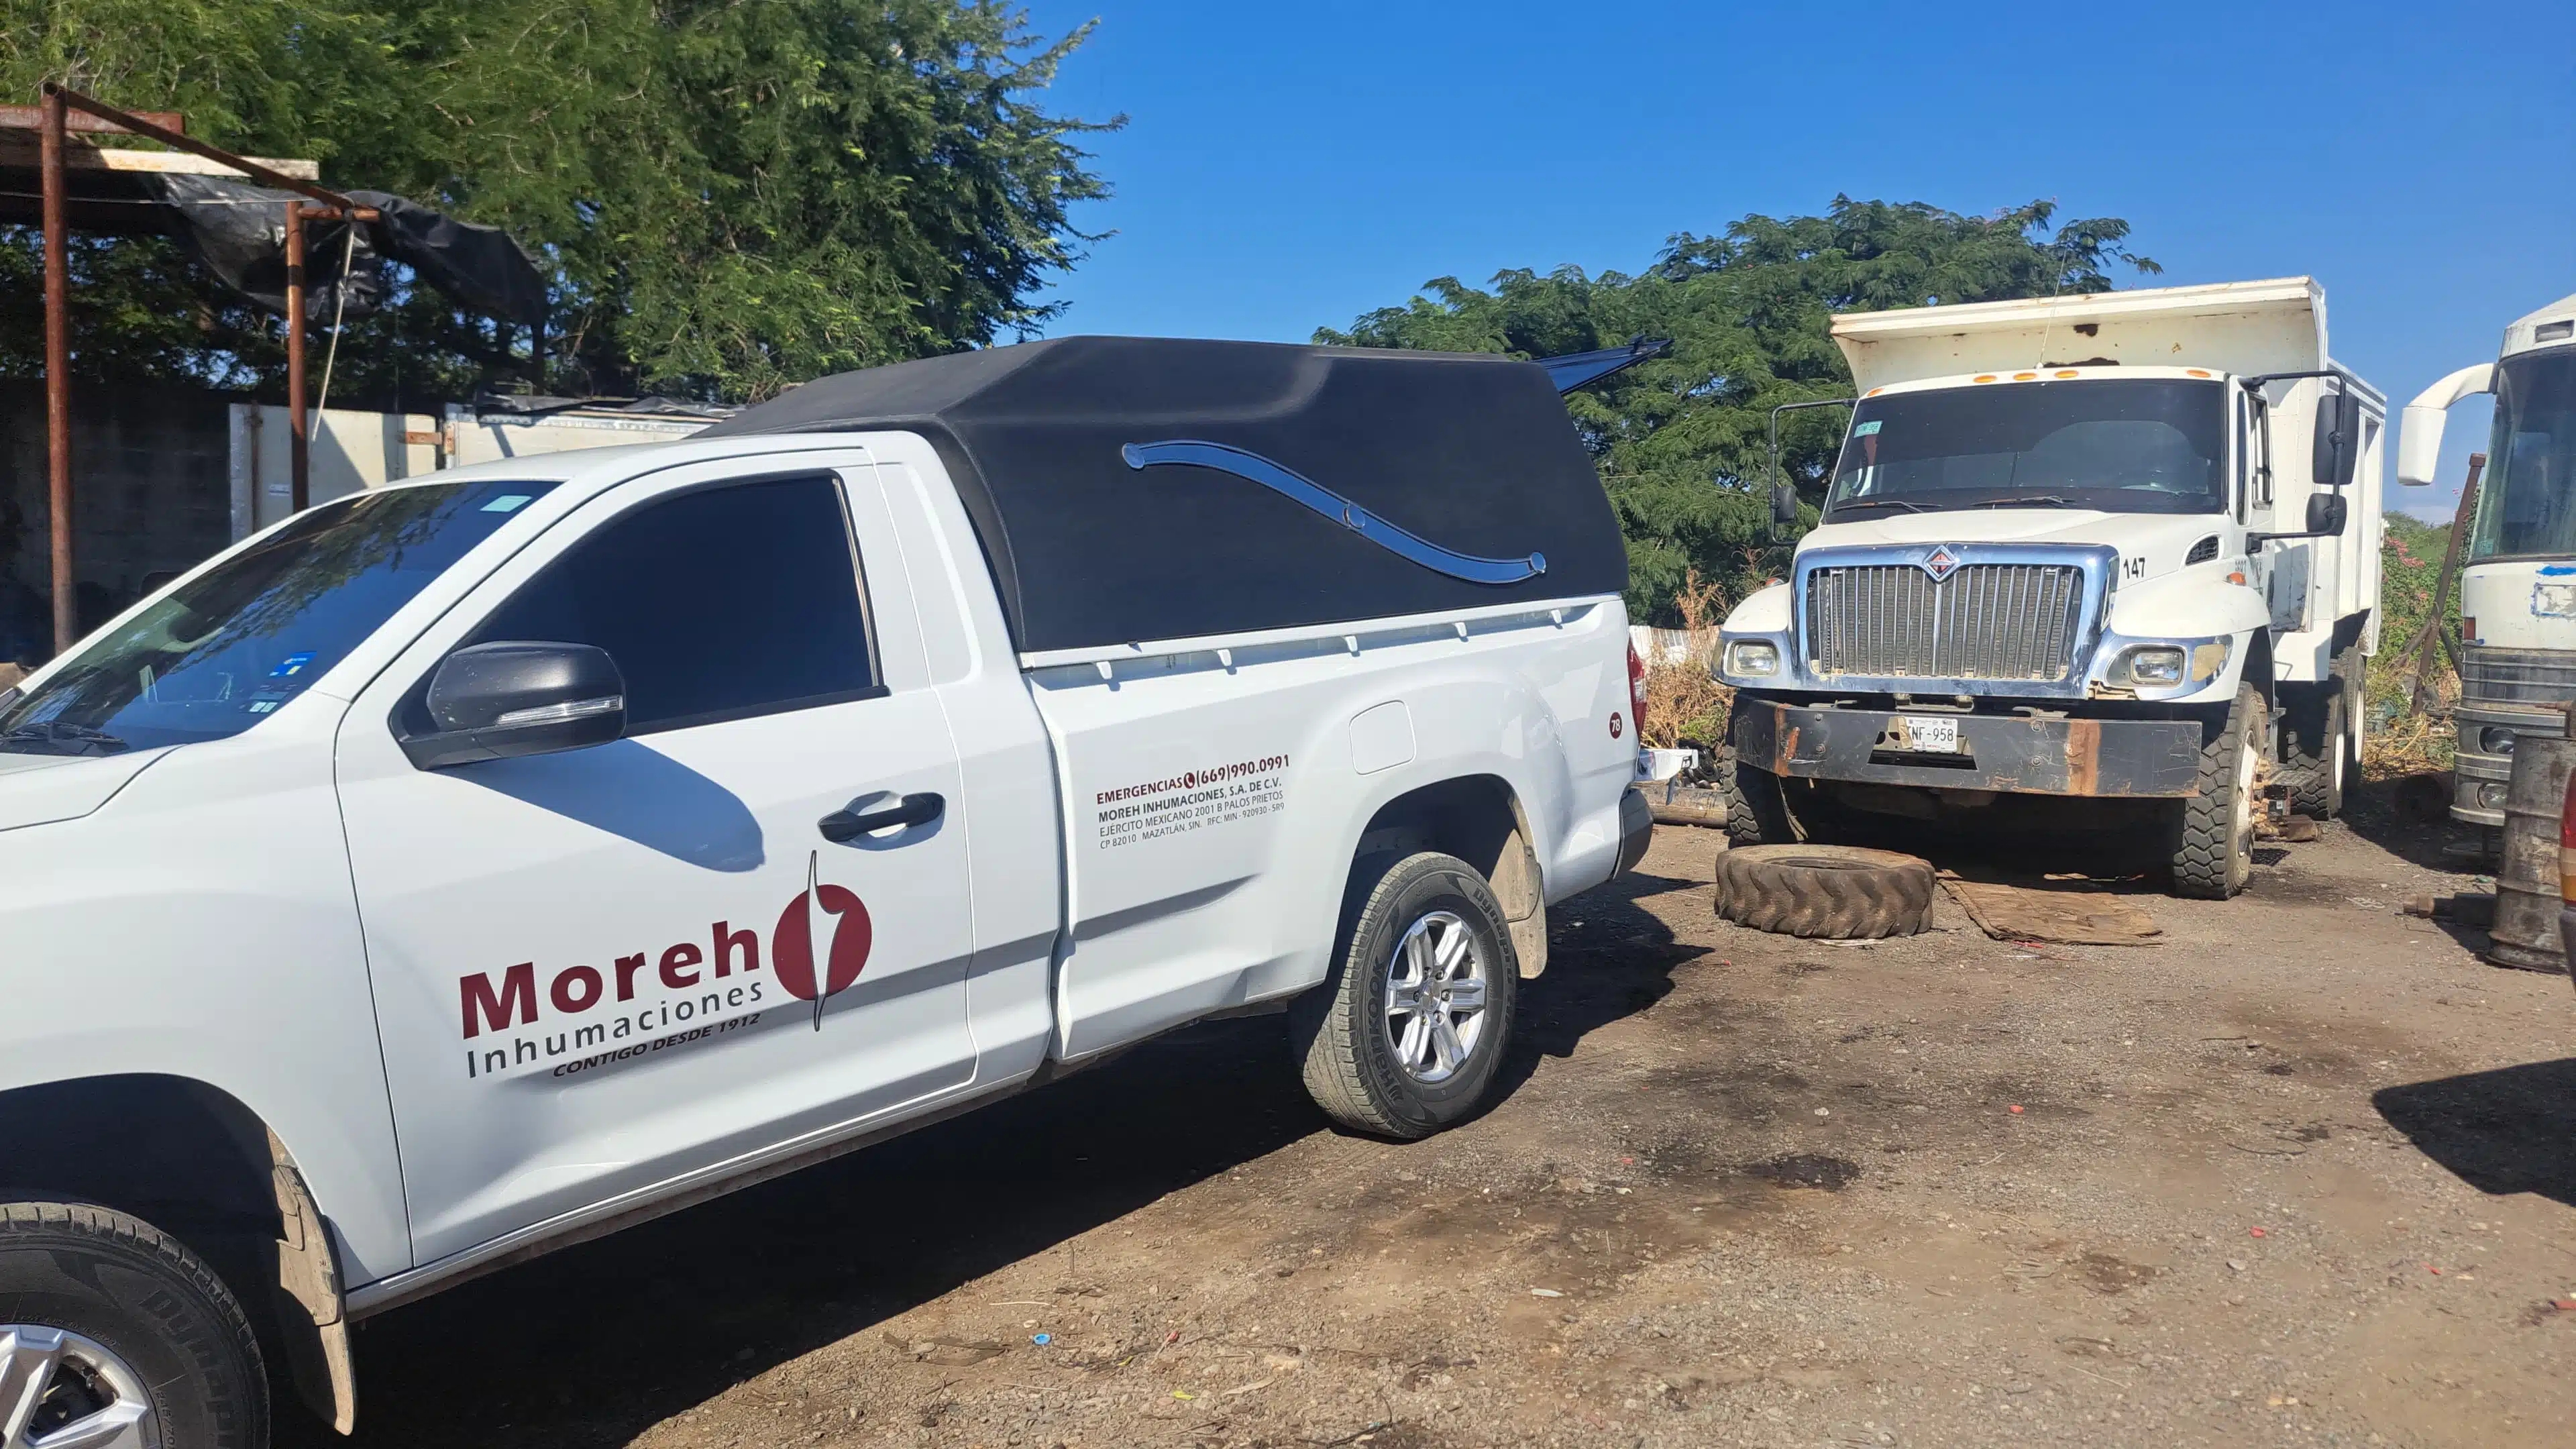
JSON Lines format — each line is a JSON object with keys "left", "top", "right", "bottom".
{"left": 2311, "top": 389, "right": 2359, "bottom": 491}
{"left": 404, "top": 641, "right": 627, "bottom": 769}
{"left": 2304, "top": 492, "right": 2349, "bottom": 537}
{"left": 1768, "top": 482, "right": 1799, "bottom": 527}
{"left": 2398, "top": 362, "right": 2496, "bottom": 486}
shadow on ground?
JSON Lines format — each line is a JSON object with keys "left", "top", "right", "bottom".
{"left": 294, "top": 1020, "right": 1320, "bottom": 1447}
{"left": 1497, "top": 866, "right": 1707, "bottom": 1099}
{"left": 2373, "top": 1057, "right": 2576, "bottom": 1209}
{"left": 2339, "top": 777, "right": 2490, "bottom": 877}
{"left": 1781, "top": 794, "right": 2180, "bottom": 884}
{"left": 287, "top": 870, "right": 1699, "bottom": 1448}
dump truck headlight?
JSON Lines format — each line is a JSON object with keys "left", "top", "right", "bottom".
{"left": 2110, "top": 645, "right": 2187, "bottom": 688}
{"left": 1723, "top": 640, "right": 1780, "bottom": 678}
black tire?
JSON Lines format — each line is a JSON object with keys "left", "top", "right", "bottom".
{"left": 0, "top": 1201, "right": 270, "bottom": 1449}
{"left": 1713, "top": 844, "right": 1935, "bottom": 938}
{"left": 1715, "top": 699, "right": 1794, "bottom": 846}
{"left": 2277, "top": 641, "right": 2362, "bottom": 819}
{"left": 2171, "top": 681, "right": 2264, "bottom": 898}
{"left": 2338, "top": 641, "right": 2367, "bottom": 789}
{"left": 1291, "top": 851, "right": 1518, "bottom": 1140}
{"left": 1714, "top": 747, "right": 1790, "bottom": 846}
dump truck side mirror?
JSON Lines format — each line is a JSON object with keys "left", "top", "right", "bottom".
{"left": 2304, "top": 491, "right": 2348, "bottom": 536}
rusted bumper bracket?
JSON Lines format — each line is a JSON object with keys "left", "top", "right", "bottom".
{"left": 1735, "top": 701, "right": 2204, "bottom": 798}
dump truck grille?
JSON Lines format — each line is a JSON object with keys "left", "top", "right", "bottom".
{"left": 2458, "top": 645, "right": 2576, "bottom": 709}
{"left": 1803, "top": 563, "right": 2086, "bottom": 682}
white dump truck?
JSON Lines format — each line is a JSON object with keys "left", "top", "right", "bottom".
{"left": 1715, "top": 277, "right": 2385, "bottom": 898}
{"left": 2394, "top": 291, "right": 2576, "bottom": 828}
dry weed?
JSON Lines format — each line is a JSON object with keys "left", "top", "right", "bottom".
{"left": 1640, "top": 570, "right": 1733, "bottom": 749}
{"left": 2363, "top": 643, "right": 2457, "bottom": 779}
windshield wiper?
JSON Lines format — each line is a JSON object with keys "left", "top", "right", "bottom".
{"left": 1970, "top": 495, "right": 2080, "bottom": 509}
{"left": 1830, "top": 497, "right": 1934, "bottom": 515}
{"left": 0, "top": 720, "right": 131, "bottom": 756}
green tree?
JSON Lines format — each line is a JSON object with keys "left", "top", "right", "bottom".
{"left": 1318, "top": 197, "right": 2159, "bottom": 622}
{"left": 0, "top": 0, "right": 1117, "bottom": 405}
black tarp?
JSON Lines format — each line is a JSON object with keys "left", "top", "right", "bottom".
{"left": 1538, "top": 338, "right": 1670, "bottom": 394}
{"left": 150, "top": 174, "right": 544, "bottom": 325}
{"left": 700, "top": 336, "right": 1627, "bottom": 653}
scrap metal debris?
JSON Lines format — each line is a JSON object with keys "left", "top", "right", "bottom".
{"left": 2402, "top": 892, "right": 2498, "bottom": 928}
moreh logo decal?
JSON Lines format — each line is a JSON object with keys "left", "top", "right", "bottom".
{"left": 456, "top": 860, "right": 875, "bottom": 1079}
{"left": 1121, "top": 439, "right": 1546, "bottom": 585}
{"left": 773, "top": 853, "right": 873, "bottom": 1030}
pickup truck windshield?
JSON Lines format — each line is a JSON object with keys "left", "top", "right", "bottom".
{"left": 1826, "top": 378, "right": 2227, "bottom": 519}
{"left": 0, "top": 478, "right": 555, "bottom": 755}
{"left": 2468, "top": 348, "right": 2576, "bottom": 561}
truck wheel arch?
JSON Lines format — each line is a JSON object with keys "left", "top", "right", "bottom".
{"left": 0, "top": 1074, "right": 356, "bottom": 1433}
{"left": 1347, "top": 775, "right": 1548, "bottom": 979}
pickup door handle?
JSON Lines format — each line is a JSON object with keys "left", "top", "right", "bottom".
{"left": 818, "top": 792, "right": 945, "bottom": 843}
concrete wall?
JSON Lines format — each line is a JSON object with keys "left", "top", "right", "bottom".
{"left": 443, "top": 405, "right": 709, "bottom": 468}
{"left": 0, "top": 386, "right": 716, "bottom": 666}
{"left": 0, "top": 382, "right": 235, "bottom": 657}
{"left": 229, "top": 404, "right": 439, "bottom": 537}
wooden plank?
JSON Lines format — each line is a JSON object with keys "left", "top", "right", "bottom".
{"left": 0, "top": 103, "right": 183, "bottom": 135}
{"left": 50, "top": 88, "right": 360, "bottom": 213}
{"left": 0, "top": 141, "right": 320, "bottom": 180}
{"left": 1938, "top": 871, "right": 2163, "bottom": 946}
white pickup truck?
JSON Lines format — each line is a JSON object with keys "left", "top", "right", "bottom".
{"left": 0, "top": 337, "right": 1649, "bottom": 1447}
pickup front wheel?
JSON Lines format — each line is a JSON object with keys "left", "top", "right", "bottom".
{"left": 1292, "top": 851, "right": 1518, "bottom": 1140}
{"left": 0, "top": 1202, "right": 270, "bottom": 1449}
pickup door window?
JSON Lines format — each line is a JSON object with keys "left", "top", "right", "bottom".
{"left": 468, "top": 476, "right": 883, "bottom": 731}
{"left": 335, "top": 462, "right": 978, "bottom": 1266}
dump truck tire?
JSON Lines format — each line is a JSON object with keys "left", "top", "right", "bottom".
{"left": 1714, "top": 749, "right": 1791, "bottom": 847}
{"left": 1714, "top": 844, "right": 1935, "bottom": 938}
{"left": 1716, "top": 698, "right": 1794, "bottom": 846}
{"left": 2277, "top": 642, "right": 2359, "bottom": 819}
{"left": 2171, "top": 682, "right": 2264, "bottom": 898}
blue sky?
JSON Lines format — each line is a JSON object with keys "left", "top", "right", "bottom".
{"left": 1017, "top": 0, "right": 2574, "bottom": 521}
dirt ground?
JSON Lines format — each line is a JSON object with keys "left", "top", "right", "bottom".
{"left": 301, "top": 785, "right": 2576, "bottom": 1449}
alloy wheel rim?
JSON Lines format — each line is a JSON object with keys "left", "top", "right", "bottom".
{"left": 1383, "top": 910, "right": 1491, "bottom": 1085}
{"left": 0, "top": 1325, "right": 159, "bottom": 1449}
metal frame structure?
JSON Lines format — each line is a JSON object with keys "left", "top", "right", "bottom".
{"left": 26, "top": 83, "right": 376, "bottom": 654}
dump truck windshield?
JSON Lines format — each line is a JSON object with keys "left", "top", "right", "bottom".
{"left": 1826, "top": 378, "right": 2227, "bottom": 519}
{"left": 2467, "top": 348, "right": 2576, "bottom": 561}
{"left": 0, "top": 478, "right": 556, "bottom": 755}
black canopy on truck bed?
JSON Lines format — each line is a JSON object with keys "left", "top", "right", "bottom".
{"left": 700, "top": 336, "right": 1625, "bottom": 654}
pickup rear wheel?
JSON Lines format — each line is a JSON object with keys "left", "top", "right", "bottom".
{"left": 0, "top": 1201, "right": 269, "bottom": 1449}
{"left": 1291, "top": 851, "right": 1517, "bottom": 1140}
{"left": 2170, "top": 682, "right": 2264, "bottom": 898}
